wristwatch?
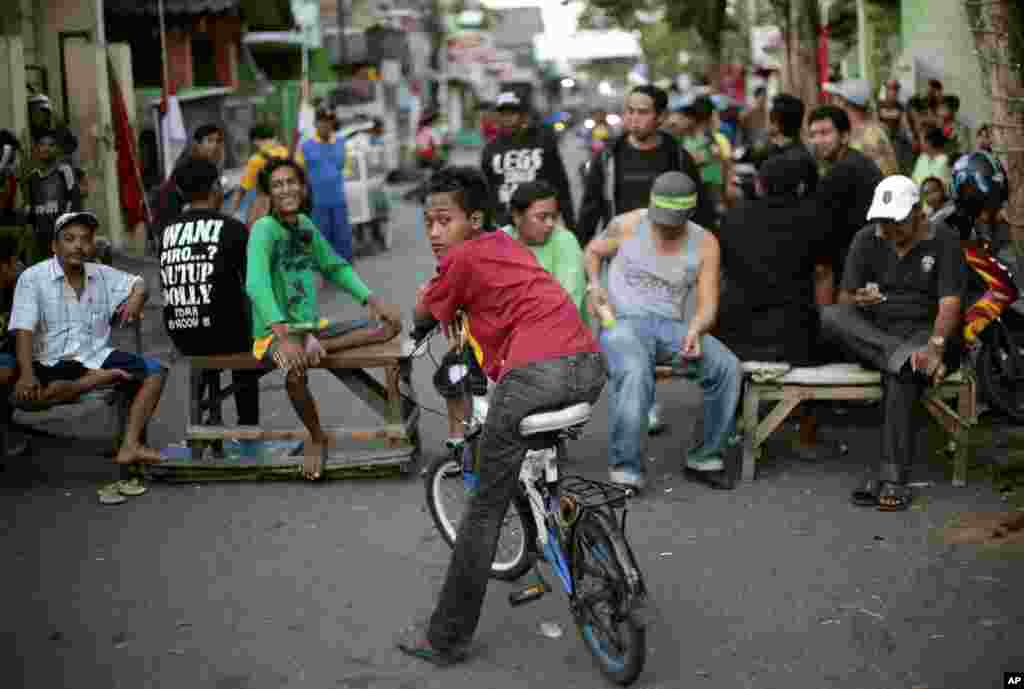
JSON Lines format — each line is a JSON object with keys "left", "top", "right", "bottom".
{"left": 929, "top": 336, "right": 946, "bottom": 349}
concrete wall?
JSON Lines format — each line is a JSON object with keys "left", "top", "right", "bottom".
{"left": 0, "top": 36, "right": 28, "bottom": 140}
{"left": 898, "top": 0, "right": 991, "bottom": 129}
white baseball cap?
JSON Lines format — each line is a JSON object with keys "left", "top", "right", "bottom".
{"left": 866, "top": 175, "right": 920, "bottom": 223}
{"left": 495, "top": 91, "right": 524, "bottom": 111}
{"left": 830, "top": 78, "right": 872, "bottom": 108}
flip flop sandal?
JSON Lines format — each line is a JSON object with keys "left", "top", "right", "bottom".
{"left": 877, "top": 481, "right": 912, "bottom": 512}
{"left": 850, "top": 478, "right": 881, "bottom": 507}
{"left": 116, "top": 478, "right": 147, "bottom": 497}
{"left": 97, "top": 483, "right": 128, "bottom": 505}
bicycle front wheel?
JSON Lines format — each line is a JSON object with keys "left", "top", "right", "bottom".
{"left": 572, "top": 510, "right": 647, "bottom": 686}
{"left": 423, "top": 452, "right": 532, "bottom": 581}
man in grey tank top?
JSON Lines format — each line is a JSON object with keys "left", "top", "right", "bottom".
{"left": 584, "top": 172, "right": 742, "bottom": 490}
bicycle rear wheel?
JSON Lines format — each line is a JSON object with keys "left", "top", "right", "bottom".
{"left": 572, "top": 510, "right": 646, "bottom": 686}
{"left": 423, "top": 452, "right": 532, "bottom": 581}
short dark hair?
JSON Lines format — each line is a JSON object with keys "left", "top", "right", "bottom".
{"left": 33, "top": 128, "right": 59, "bottom": 144}
{"left": 509, "top": 180, "right": 558, "bottom": 215}
{"left": 193, "top": 123, "right": 223, "bottom": 143}
{"left": 422, "top": 166, "right": 493, "bottom": 228}
{"left": 920, "top": 176, "right": 946, "bottom": 195}
{"left": 629, "top": 85, "right": 668, "bottom": 114}
{"left": 808, "top": 105, "right": 850, "bottom": 134}
{"left": 929, "top": 78, "right": 943, "bottom": 91}
{"left": 759, "top": 153, "right": 807, "bottom": 197}
{"left": 770, "top": 93, "right": 805, "bottom": 139}
{"left": 753, "top": 86, "right": 767, "bottom": 98}
{"left": 175, "top": 157, "right": 221, "bottom": 201}
{"left": 250, "top": 124, "right": 276, "bottom": 142}
{"left": 941, "top": 94, "right": 960, "bottom": 113}
{"left": 0, "top": 232, "right": 20, "bottom": 262}
{"left": 258, "top": 156, "right": 307, "bottom": 197}
{"left": 315, "top": 107, "right": 336, "bottom": 122}
{"left": 924, "top": 126, "right": 948, "bottom": 149}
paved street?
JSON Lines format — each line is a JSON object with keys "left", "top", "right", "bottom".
{"left": 2, "top": 141, "right": 1023, "bottom": 689}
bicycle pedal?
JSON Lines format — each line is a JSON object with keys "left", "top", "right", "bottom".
{"left": 508, "top": 583, "right": 547, "bottom": 607}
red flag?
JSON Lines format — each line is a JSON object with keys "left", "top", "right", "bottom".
{"left": 108, "top": 59, "right": 150, "bottom": 229}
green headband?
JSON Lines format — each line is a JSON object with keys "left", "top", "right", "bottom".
{"left": 652, "top": 193, "right": 697, "bottom": 211}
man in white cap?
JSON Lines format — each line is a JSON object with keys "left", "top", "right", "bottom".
{"left": 828, "top": 78, "right": 899, "bottom": 176}
{"left": 821, "top": 175, "right": 965, "bottom": 511}
{"left": 9, "top": 211, "right": 168, "bottom": 502}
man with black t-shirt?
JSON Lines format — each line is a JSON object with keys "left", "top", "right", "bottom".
{"left": 809, "top": 105, "right": 883, "bottom": 303}
{"left": 577, "top": 85, "right": 713, "bottom": 247}
{"left": 480, "top": 91, "right": 575, "bottom": 232}
{"left": 158, "top": 158, "right": 260, "bottom": 433}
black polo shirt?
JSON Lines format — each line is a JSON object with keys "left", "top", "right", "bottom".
{"left": 841, "top": 223, "right": 966, "bottom": 338}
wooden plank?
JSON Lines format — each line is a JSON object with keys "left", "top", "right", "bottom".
{"left": 185, "top": 423, "right": 412, "bottom": 442}
{"left": 741, "top": 382, "right": 760, "bottom": 482}
{"left": 327, "top": 368, "right": 392, "bottom": 419}
{"left": 754, "top": 394, "right": 805, "bottom": 448}
{"left": 188, "top": 337, "right": 406, "bottom": 371}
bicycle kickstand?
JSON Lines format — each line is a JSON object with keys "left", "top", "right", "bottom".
{"left": 508, "top": 562, "right": 552, "bottom": 607}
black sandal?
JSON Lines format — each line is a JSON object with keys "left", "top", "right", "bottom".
{"left": 876, "top": 481, "right": 912, "bottom": 512}
{"left": 850, "top": 478, "right": 880, "bottom": 507}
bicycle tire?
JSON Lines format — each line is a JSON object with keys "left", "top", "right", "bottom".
{"left": 976, "top": 330, "right": 1024, "bottom": 423}
{"left": 423, "top": 452, "right": 532, "bottom": 581}
{"left": 571, "top": 510, "right": 647, "bottom": 686}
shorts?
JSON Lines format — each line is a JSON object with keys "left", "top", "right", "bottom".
{"left": 253, "top": 319, "right": 370, "bottom": 364}
{"left": 0, "top": 350, "right": 164, "bottom": 386}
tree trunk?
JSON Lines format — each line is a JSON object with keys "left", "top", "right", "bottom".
{"left": 778, "top": 0, "right": 822, "bottom": 109}
{"left": 969, "top": 0, "right": 1024, "bottom": 249}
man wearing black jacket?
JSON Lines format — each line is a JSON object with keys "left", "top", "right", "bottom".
{"left": 481, "top": 92, "right": 575, "bottom": 232}
{"left": 577, "top": 85, "right": 713, "bottom": 246}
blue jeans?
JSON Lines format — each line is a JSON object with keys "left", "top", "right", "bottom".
{"left": 600, "top": 316, "right": 741, "bottom": 475}
{"left": 312, "top": 204, "right": 352, "bottom": 262}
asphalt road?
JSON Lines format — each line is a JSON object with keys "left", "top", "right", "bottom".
{"left": 2, "top": 141, "right": 1023, "bottom": 689}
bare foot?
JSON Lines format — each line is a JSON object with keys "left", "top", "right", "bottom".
{"left": 114, "top": 443, "right": 164, "bottom": 465}
{"left": 303, "top": 439, "right": 326, "bottom": 480}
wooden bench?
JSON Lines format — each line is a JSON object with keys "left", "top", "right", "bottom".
{"left": 151, "top": 336, "right": 421, "bottom": 480}
{"left": 738, "top": 362, "right": 977, "bottom": 486}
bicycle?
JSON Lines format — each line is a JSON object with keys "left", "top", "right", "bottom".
{"left": 415, "top": 317, "right": 649, "bottom": 686}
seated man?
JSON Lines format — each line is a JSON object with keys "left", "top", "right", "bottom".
{"left": 245, "top": 158, "right": 401, "bottom": 481}
{"left": 8, "top": 211, "right": 167, "bottom": 497}
{"left": 0, "top": 231, "right": 28, "bottom": 456}
{"left": 399, "top": 166, "right": 604, "bottom": 666}
{"left": 584, "top": 171, "right": 742, "bottom": 489}
{"left": 821, "top": 175, "right": 965, "bottom": 511}
{"left": 157, "top": 158, "right": 262, "bottom": 447}
{"left": 716, "top": 154, "right": 838, "bottom": 460}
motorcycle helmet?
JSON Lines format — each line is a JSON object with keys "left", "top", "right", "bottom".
{"left": 951, "top": 151, "right": 1008, "bottom": 221}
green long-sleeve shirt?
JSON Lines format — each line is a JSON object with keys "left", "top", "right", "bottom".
{"left": 501, "top": 224, "right": 586, "bottom": 313}
{"left": 246, "top": 213, "right": 371, "bottom": 338}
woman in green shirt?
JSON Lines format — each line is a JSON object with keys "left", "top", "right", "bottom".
{"left": 501, "top": 180, "right": 586, "bottom": 313}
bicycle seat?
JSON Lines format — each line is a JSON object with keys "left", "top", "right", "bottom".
{"left": 520, "top": 403, "right": 592, "bottom": 436}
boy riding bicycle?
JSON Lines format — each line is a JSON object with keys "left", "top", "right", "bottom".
{"left": 399, "top": 166, "right": 606, "bottom": 666}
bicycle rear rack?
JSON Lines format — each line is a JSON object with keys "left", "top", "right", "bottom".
{"left": 559, "top": 475, "right": 631, "bottom": 510}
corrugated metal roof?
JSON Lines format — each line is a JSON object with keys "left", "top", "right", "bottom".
{"left": 106, "top": 0, "right": 239, "bottom": 15}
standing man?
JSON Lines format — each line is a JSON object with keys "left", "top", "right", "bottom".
{"left": 23, "top": 129, "right": 82, "bottom": 265}
{"left": 296, "top": 107, "right": 353, "bottom": 261}
{"left": 828, "top": 78, "right": 900, "bottom": 177}
{"left": 822, "top": 176, "right": 965, "bottom": 510}
{"left": 27, "top": 94, "right": 78, "bottom": 161}
{"left": 9, "top": 211, "right": 167, "bottom": 501}
{"left": 739, "top": 86, "right": 769, "bottom": 149}
{"left": 756, "top": 93, "right": 818, "bottom": 196}
{"left": 154, "top": 123, "right": 226, "bottom": 228}
{"left": 481, "top": 91, "right": 575, "bottom": 233}
{"left": 231, "top": 124, "right": 290, "bottom": 222}
{"left": 877, "top": 100, "right": 916, "bottom": 176}
{"left": 157, "top": 158, "right": 261, "bottom": 444}
{"left": 809, "top": 106, "right": 884, "bottom": 303}
{"left": 578, "top": 85, "right": 714, "bottom": 247}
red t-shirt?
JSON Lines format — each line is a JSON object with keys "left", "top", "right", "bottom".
{"left": 421, "top": 231, "right": 599, "bottom": 381}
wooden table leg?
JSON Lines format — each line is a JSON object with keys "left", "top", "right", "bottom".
{"left": 741, "top": 381, "right": 760, "bottom": 483}
{"left": 188, "top": 365, "right": 204, "bottom": 460}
